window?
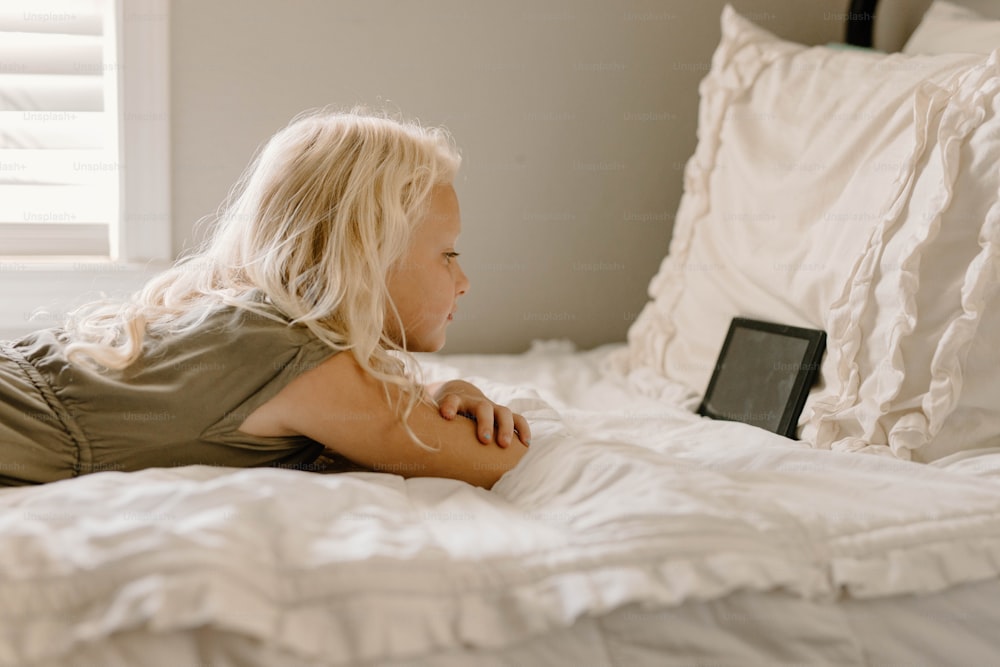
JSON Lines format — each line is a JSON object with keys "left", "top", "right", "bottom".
{"left": 0, "top": 0, "right": 169, "bottom": 339}
{"left": 0, "top": 0, "right": 169, "bottom": 261}
{"left": 0, "top": 0, "right": 115, "bottom": 255}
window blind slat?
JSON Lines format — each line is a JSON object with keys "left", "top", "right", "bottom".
{"left": 0, "top": 74, "right": 103, "bottom": 111}
{"left": 0, "top": 148, "right": 114, "bottom": 185}
{"left": 0, "top": 33, "right": 103, "bottom": 76}
{"left": 0, "top": 110, "right": 106, "bottom": 148}
{"left": 0, "top": 2, "right": 103, "bottom": 37}
{"left": 0, "top": 222, "right": 108, "bottom": 255}
{"left": 0, "top": 183, "right": 113, "bottom": 223}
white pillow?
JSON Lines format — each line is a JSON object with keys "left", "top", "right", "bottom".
{"left": 904, "top": 1, "right": 1000, "bottom": 55}
{"left": 616, "top": 5, "right": 1000, "bottom": 461}
{"left": 810, "top": 55, "right": 1000, "bottom": 462}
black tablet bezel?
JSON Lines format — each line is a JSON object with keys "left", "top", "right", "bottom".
{"left": 697, "top": 317, "right": 827, "bottom": 439}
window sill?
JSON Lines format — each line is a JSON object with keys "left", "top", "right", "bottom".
{"left": 0, "top": 257, "right": 169, "bottom": 340}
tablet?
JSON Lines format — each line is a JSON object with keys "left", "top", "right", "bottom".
{"left": 697, "top": 317, "right": 826, "bottom": 439}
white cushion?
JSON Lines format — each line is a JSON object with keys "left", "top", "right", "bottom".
{"left": 617, "top": 5, "right": 1000, "bottom": 461}
{"left": 904, "top": 1, "right": 1000, "bottom": 55}
{"left": 810, "top": 55, "right": 1000, "bottom": 462}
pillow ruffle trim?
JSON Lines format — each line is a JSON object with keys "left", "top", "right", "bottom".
{"left": 811, "top": 51, "right": 1000, "bottom": 460}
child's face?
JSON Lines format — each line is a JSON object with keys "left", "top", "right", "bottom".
{"left": 385, "top": 184, "right": 469, "bottom": 352}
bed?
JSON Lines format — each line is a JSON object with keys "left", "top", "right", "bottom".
{"left": 5, "top": 1, "right": 1000, "bottom": 665}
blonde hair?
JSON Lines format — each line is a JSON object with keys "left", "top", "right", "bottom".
{"left": 65, "top": 109, "right": 461, "bottom": 448}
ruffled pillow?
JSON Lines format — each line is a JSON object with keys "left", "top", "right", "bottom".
{"left": 616, "top": 5, "right": 1000, "bottom": 461}
{"left": 809, "top": 53, "right": 1000, "bottom": 461}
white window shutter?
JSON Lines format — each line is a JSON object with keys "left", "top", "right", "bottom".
{"left": 0, "top": 0, "right": 115, "bottom": 256}
{"left": 0, "top": 0, "right": 170, "bottom": 341}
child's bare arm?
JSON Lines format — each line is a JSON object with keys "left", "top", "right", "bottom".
{"left": 265, "top": 353, "right": 530, "bottom": 489}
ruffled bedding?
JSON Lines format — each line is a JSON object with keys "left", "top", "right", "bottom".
{"left": 2, "top": 343, "right": 1000, "bottom": 666}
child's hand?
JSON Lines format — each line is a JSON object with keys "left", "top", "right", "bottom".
{"left": 431, "top": 380, "right": 531, "bottom": 448}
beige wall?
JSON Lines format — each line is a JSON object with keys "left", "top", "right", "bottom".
{"left": 170, "top": 0, "right": 848, "bottom": 354}
{"left": 874, "top": 0, "right": 1000, "bottom": 51}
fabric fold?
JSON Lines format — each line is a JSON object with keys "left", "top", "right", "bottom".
{"left": 811, "top": 50, "right": 1000, "bottom": 461}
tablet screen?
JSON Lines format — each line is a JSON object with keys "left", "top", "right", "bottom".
{"left": 697, "top": 318, "right": 826, "bottom": 439}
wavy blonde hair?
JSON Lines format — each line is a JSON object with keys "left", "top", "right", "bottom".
{"left": 64, "top": 109, "right": 461, "bottom": 448}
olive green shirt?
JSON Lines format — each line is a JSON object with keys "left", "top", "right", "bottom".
{"left": 0, "top": 297, "right": 337, "bottom": 486}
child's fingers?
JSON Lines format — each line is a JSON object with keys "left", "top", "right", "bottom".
{"left": 473, "top": 402, "right": 495, "bottom": 444}
{"left": 513, "top": 413, "right": 531, "bottom": 446}
{"left": 494, "top": 405, "right": 514, "bottom": 448}
{"left": 437, "top": 394, "right": 461, "bottom": 419}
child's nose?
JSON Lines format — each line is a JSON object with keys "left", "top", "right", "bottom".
{"left": 456, "top": 263, "right": 470, "bottom": 295}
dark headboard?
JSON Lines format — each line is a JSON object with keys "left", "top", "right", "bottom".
{"left": 846, "top": 0, "right": 880, "bottom": 47}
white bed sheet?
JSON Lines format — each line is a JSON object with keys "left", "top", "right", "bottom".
{"left": 2, "top": 342, "right": 1000, "bottom": 666}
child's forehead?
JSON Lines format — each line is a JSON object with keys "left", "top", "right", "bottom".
{"left": 420, "top": 186, "right": 461, "bottom": 236}
{"left": 417, "top": 215, "right": 461, "bottom": 245}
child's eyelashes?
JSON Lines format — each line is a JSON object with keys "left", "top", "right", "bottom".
{"left": 444, "top": 252, "right": 460, "bottom": 263}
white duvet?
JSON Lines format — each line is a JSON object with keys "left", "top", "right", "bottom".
{"left": 2, "top": 342, "right": 1000, "bottom": 666}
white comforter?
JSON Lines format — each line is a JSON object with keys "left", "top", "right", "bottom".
{"left": 2, "top": 342, "right": 1000, "bottom": 666}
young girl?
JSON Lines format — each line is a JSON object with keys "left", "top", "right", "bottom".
{"left": 0, "top": 110, "right": 531, "bottom": 489}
